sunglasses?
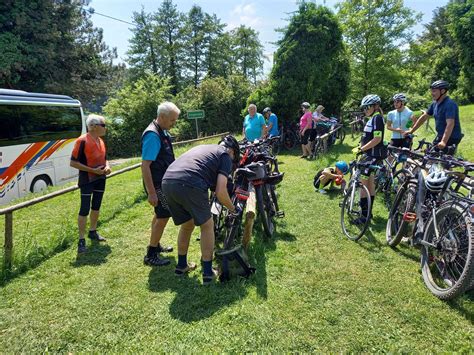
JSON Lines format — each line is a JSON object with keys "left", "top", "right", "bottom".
{"left": 96, "top": 123, "right": 106, "bottom": 127}
{"left": 361, "top": 105, "right": 372, "bottom": 111}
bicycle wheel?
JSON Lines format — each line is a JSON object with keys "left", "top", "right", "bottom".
{"left": 340, "top": 182, "right": 371, "bottom": 241}
{"left": 269, "top": 184, "right": 279, "bottom": 212}
{"left": 255, "top": 183, "right": 277, "bottom": 239}
{"left": 421, "top": 200, "right": 474, "bottom": 300}
{"left": 271, "top": 140, "right": 280, "bottom": 156}
{"left": 386, "top": 185, "right": 416, "bottom": 247}
{"left": 311, "top": 140, "right": 322, "bottom": 159}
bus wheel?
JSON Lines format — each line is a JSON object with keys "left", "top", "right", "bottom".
{"left": 30, "top": 175, "right": 52, "bottom": 193}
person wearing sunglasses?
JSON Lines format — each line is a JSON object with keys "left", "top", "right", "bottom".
{"left": 70, "top": 114, "right": 111, "bottom": 253}
{"left": 353, "top": 94, "right": 386, "bottom": 224}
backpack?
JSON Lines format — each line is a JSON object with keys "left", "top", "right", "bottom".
{"left": 313, "top": 169, "right": 324, "bottom": 189}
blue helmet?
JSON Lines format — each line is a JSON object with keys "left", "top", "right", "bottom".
{"left": 335, "top": 161, "right": 349, "bottom": 175}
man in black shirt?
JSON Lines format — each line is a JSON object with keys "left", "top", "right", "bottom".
{"left": 356, "top": 94, "right": 386, "bottom": 224}
{"left": 162, "top": 135, "right": 240, "bottom": 285}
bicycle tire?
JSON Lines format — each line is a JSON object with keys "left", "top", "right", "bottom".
{"left": 338, "top": 128, "right": 346, "bottom": 144}
{"left": 386, "top": 185, "right": 416, "bottom": 247}
{"left": 255, "top": 184, "right": 277, "bottom": 239}
{"left": 269, "top": 184, "right": 279, "bottom": 212}
{"left": 272, "top": 140, "right": 280, "bottom": 156}
{"left": 420, "top": 200, "right": 474, "bottom": 300}
{"left": 340, "top": 182, "right": 371, "bottom": 241}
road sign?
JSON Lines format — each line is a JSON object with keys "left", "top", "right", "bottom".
{"left": 187, "top": 110, "right": 205, "bottom": 120}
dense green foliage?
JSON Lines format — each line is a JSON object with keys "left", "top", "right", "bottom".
{"left": 0, "top": 0, "right": 121, "bottom": 105}
{"left": 248, "top": 3, "right": 350, "bottom": 121}
{"left": 337, "top": 0, "right": 419, "bottom": 108}
{"left": 103, "top": 73, "right": 252, "bottom": 157}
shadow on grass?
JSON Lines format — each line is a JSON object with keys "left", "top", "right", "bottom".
{"left": 447, "top": 290, "right": 474, "bottom": 324}
{"left": 147, "top": 260, "right": 248, "bottom": 323}
{"left": 390, "top": 242, "right": 420, "bottom": 263}
{"left": 0, "top": 190, "right": 145, "bottom": 286}
{"left": 71, "top": 241, "right": 112, "bottom": 267}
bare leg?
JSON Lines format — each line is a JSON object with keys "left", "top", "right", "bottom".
{"left": 199, "top": 217, "right": 215, "bottom": 261}
{"left": 89, "top": 209, "right": 99, "bottom": 231}
{"left": 150, "top": 216, "right": 169, "bottom": 247}
{"left": 177, "top": 219, "right": 195, "bottom": 255}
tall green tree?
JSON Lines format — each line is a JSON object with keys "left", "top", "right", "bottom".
{"left": 258, "top": 2, "right": 349, "bottom": 120}
{"left": 337, "top": 0, "right": 419, "bottom": 103}
{"left": 154, "top": 0, "right": 186, "bottom": 94}
{"left": 0, "top": 0, "right": 117, "bottom": 104}
{"left": 183, "top": 5, "right": 207, "bottom": 87}
{"left": 127, "top": 8, "right": 162, "bottom": 79}
{"left": 230, "top": 26, "right": 264, "bottom": 83}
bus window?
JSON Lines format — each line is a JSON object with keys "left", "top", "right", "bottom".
{"left": 0, "top": 105, "right": 82, "bottom": 147}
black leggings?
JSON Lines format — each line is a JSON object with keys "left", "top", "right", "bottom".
{"left": 79, "top": 179, "right": 106, "bottom": 216}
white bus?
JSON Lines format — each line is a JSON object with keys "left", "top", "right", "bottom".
{"left": 0, "top": 89, "right": 86, "bottom": 205}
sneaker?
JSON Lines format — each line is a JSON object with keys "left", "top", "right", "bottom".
{"left": 78, "top": 238, "right": 87, "bottom": 253}
{"left": 157, "top": 244, "right": 173, "bottom": 253}
{"left": 318, "top": 189, "right": 327, "bottom": 194}
{"left": 88, "top": 230, "right": 106, "bottom": 242}
{"left": 203, "top": 268, "right": 219, "bottom": 286}
{"left": 144, "top": 254, "right": 171, "bottom": 266}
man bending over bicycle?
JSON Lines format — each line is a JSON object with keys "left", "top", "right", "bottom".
{"left": 354, "top": 94, "right": 386, "bottom": 224}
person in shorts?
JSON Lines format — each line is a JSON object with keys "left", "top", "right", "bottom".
{"left": 162, "top": 135, "right": 240, "bottom": 285}
{"left": 70, "top": 114, "right": 111, "bottom": 253}
{"left": 299, "top": 102, "right": 313, "bottom": 158}
{"left": 141, "top": 102, "right": 180, "bottom": 266}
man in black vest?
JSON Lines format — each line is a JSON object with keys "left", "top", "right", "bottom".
{"left": 141, "top": 102, "right": 180, "bottom": 266}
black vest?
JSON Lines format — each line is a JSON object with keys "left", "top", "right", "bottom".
{"left": 141, "top": 121, "right": 175, "bottom": 187}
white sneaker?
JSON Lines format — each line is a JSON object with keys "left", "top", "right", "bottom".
{"left": 318, "top": 189, "right": 327, "bottom": 194}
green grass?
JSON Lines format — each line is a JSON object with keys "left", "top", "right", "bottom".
{"left": 0, "top": 108, "right": 473, "bottom": 352}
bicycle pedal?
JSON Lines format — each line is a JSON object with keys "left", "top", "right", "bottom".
{"left": 276, "top": 211, "right": 285, "bottom": 218}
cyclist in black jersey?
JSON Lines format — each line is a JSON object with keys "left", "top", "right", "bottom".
{"left": 354, "top": 94, "right": 386, "bottom": 224}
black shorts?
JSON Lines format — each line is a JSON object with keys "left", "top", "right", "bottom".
{"left": 80, "top": 178, "right": 106, "bottom": 195}
{"left": 390, "top": 137, "right": 411, "bottom": 148}
{"left": 309, "top": 129, "right": 318, "bottom": 141}
{"left": 301, "top": 130, "right": 311, "bottom": 145}
{"left": 151, "top": 186, "right": 171, "bottom": 219}
{"left": 359, "top": 156, "right": 382, "bottom": 179}
{"left": 162, "top": 181, "right": 211, "bottom": 226}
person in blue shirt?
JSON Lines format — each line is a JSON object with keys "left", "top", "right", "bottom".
{"left": 262, "top": 107, "right": 279, "bottom": 138}
{"left": 141, "top": 102, "right": 180, "bottom": 267}
{"left": 386, "top": 93, "right": 417, "bottom": 149}
{"left": 243, "top": 104, "right": 265, "bottom": 141}
{"left": 407, "top": 80, "right": 463, "bottom": 155}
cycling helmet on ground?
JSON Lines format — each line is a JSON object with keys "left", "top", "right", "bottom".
{"left": 393, "top": 93, "right": 407, "bottom": 103}
{"left": 360, "top": 94, "right": 381, "bottom": 108}
{"left": 219, "top": 135, "right": 240, "bottom": 163}
{"left": 430, "top": 80, "right": 449, "bottom": 90}
{"left": 301, "top": 102, "right": 311, "bottom": 109}
{"left": 262, "top": 107, "right": 271, "bottom": 114}
{"left": 335, "top": 161, "right": 349, "bottom": 175}
{"left": 425, "top": 170, "right": 448, "bottom": 192}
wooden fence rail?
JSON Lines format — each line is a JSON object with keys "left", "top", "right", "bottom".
{"left": 1, "top": 131, "right": 229, "bottom": 271}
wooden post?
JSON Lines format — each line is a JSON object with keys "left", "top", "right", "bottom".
{"left": 242, "top": 184, "right": 256, "bottom": 250}
{"left": 4, "top": 212, "right": 13, "bottom": 271}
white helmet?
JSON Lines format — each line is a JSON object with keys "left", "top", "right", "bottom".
{"left": 425, "top": 171, "right": 448, "bottom": 192}
{"left": 360, "top": 94, "right": 381, "bottom": 108}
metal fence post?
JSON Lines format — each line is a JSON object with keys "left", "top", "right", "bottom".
{"left": 4, "top": 212, "right": 13, "bottom": 270}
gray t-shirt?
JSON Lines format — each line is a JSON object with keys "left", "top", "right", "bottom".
{"left": 162, "top": 144, "right": 233, "bottom": 191}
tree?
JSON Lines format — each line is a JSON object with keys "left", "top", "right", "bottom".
{"left": 264, "top": 2, "right": 350, "bottom": 120}
{"left": 183, "top": 5, "right": 207, "bottom": 87}
{"left": 127, "top": 8, "right": 162, "bottom": 79}
{"left": 154, "top": 0, "right": 186, "bottom": 94}
{"left": 230, "top": 26, "right": 264, "bottom": 83}
{"left": 337, "top": 0, "right": 420, "bottom": 103}
{"left": 0, "top": 0, "right": 118, "bottom": 105}
{"left": 447, "top": 0, "right": 474, "bottom": 102}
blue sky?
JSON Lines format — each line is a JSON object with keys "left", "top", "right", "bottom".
{"left": 88, "top": 0, "right": 448, "bottom": 74}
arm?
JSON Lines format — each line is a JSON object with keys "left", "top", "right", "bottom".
{"left": 438, "top": 119, "right": 455, "bottom": 148}
{"left": 408, "top": 111, "right": 429, "bottom": 134}
{"left": 361, "top": 136, "right": 382, "bottom": 152}
{"left": 141, "top": 161, "right": 158, "bottom": 207}
{"left": 386, "top": 120, "right": 404, "bottom": 133}
{"left": 70, "top": 160, "right": 105, "bottom": 175}
{"left": 215, "top": 174, "right": 235, "bottom": 212}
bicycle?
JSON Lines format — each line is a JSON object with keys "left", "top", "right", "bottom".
{"left": 340, "top": 158, "right": 381, "bottom": 241}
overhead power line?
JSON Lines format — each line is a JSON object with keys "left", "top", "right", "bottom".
{"left": 86, "top": 8, "right": 135, "bottom": 27}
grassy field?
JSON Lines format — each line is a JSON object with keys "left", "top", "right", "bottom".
{"left": 0, "top": 106, "right": 473, "bottom": 351}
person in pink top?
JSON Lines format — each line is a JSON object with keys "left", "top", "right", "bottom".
{"left": 299, "top": 102, "right": 313, "bottom": 158}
